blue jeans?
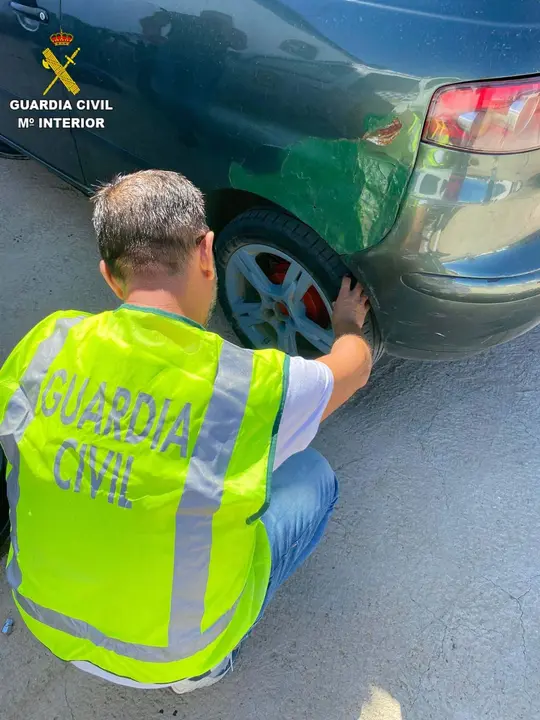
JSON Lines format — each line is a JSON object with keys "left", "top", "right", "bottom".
{"left": 187, "top": 449, "right": 337, "bottom": 684}
{"left": 258, "top": 448, "right": 339, "bottom": 618}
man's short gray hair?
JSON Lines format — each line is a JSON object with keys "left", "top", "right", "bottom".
{"left": 91, "top": 170, "right": 209, "bottom": 280}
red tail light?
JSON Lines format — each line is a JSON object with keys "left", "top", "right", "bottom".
{"left": 423, "top": 77, "right": 540, "bottom": 154}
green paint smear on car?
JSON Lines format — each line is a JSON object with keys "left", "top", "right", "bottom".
{"left": 229, "top": 112, "right": 420, "bottom": 256}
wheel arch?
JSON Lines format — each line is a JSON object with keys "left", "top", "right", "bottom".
{"left": 206, "top": 188, "right": 286, "bottom": 237}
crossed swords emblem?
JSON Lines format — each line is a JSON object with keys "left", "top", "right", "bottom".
{"left": 42, "top": 47, "right": 81, "bottom": 96}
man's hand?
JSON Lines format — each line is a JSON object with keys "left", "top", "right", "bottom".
{"left": 317, "top": 275, "right": 374, "bottom": 420}
{"left": 332, "top": 275, "right": 371, "bottom": 340}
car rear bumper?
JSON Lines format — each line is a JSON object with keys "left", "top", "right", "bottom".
{"left": 348, "top": 143, "right": 540, "bottom": 359}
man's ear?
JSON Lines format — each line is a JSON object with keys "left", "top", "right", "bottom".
{"left": 99, "top": 260, "right": 124, "bottom": 300}
{"left": 199, "top": 231, "right": 215, "bottom": 278}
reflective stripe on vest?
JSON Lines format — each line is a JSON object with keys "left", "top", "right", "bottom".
{"left": 1, "top": 317, "right": 256, "bottom": 662}
{"left": 1, "top": 316, "right": 85, "bottom": 592}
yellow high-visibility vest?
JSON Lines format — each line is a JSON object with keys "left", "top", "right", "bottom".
{"left": 0, "top": 305, "right": 289, "bottom": 684}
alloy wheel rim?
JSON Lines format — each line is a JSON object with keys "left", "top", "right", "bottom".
{"left": 225, "top": 244, "right": 334, "bottom": 357}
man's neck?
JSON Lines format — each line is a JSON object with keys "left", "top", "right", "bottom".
{"left": 124, "top": 288, "right": 203, "bottom": 325}
{"left": 125, "top": 289, "right": 183, "bottom": 314}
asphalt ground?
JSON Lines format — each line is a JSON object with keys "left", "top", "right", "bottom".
{"left": 1, "top": 157, "right": 540, "bottom": 720}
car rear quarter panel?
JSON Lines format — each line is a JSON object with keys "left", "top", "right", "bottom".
{"left": 227, "top": 0, "right": 540, "bottom": 255}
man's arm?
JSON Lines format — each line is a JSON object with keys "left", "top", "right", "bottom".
{"left": 272, "top": 277, "right": 374, "bottom": 469}
{"left": 317, "top": 276, "right": 373, "bottom": 421}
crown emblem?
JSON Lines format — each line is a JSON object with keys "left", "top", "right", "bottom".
{"left": 50, "top": 30, "right": 73, "bottom": 47}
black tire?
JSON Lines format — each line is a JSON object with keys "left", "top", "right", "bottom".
{"left": 0, "top": 448, "right": 8, "bottom": 547}
{"left": 215, "top": 207, "right": 382, "bottom": 360}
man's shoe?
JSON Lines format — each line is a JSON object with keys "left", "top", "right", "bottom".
{"left": 170, "top": 654, "right": 232, "bottom": 695}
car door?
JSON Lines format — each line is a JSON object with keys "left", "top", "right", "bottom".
{"left": 0, "top": 0, "right": 83, "bottom": 183}
{"left": 59, "top": 0, "right": 252, "bottom": 190}
{"left": 57, "top": 0, "right": 356, "bottom": 192}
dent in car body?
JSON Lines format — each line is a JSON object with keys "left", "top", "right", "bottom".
{"left": 229, "top": 124, "right": 415, "bottom": 255}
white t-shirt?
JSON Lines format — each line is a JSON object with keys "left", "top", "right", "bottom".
{"left": 72, "top": 356, "right": 334, "bottom": 688}
{"left": 273, "top": 356, "right": 334, "bottom": 469}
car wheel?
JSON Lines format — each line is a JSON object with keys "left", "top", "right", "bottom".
{"left": 0, "top": 448, "right": 9, "bottom": 547}
{"left": 216, "top": 208, "right": 382, "bottom": 360}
